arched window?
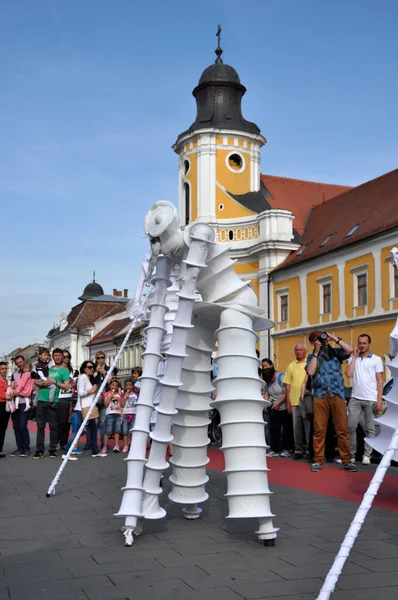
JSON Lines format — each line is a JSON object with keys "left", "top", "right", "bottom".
{"left": 184, "top": 182, "right": 190, "bottom": 225}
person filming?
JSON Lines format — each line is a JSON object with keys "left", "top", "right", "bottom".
{"left": 306, "top": 330, "right": 357, "bottom": 473}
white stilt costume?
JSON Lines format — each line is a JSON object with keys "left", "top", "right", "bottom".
{"left": 115, "top": 200, "right": 277, "bottom": 546}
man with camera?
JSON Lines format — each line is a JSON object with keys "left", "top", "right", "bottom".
{"left": 306, "top": 330, "right": 357, "bottom": 472}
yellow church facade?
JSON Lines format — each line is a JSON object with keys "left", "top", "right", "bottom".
{"left": 173, "top": 40, "right": 398, "bottom": 369}
{"left": 270, "top": 168, "right": 398, "bottom": 376}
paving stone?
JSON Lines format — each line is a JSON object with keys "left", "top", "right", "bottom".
{"left": 231, "top": 577, "right": 323, "bottom": 598}
{"left": 350, "top": 556, "right": 398, "bottom": 572}
{"left": 268, "top": 562, "right": 370, "bottom": 581}
{"left": 0, "top": 587, "right": 8, "bottom": 600}
{"left": 337, "top": 570, "right": 398, "bottom": 589}
{"left": 332, "top": 588, "right": 398, "bottom": 600}
{"left": 70, "top": 557, "right": 162, "bottom": 578}
{"left": 84, "top": 577, "right": 192, "bottom": 600}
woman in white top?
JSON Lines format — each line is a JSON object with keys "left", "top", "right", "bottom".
{"left": 77, "top": 361, "right": 101, "bottom": 457}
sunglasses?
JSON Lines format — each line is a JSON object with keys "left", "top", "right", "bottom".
{"left": 97, "top": 356, "right": 105, "bottom": 359}
{"left": 63, "top": 356, "right": 70, "bottom": 359}
{"left": 86, "top": 365, "right": 95, "bottom": 369}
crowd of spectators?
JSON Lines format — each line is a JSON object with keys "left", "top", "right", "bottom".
{"left": 259, "top": 330, "right": 384, "bottom": 472}
{"left": 0, "top": 331, "right": 384, "bottom": 474}
{"left": 0, "top": 348, "right": 143, "bottom": 460}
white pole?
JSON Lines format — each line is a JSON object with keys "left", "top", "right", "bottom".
{"left": 46, "top": 319, "right": 138, "bottom": 497}
{"left": 316, "top": 426, "right": 398, "bottom": 599}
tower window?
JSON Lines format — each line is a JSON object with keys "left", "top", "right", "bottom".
{"left": 228, "top": 230, "right": 234, "bottom": 241}
{"left": 227, "top": 153, "right": 243, "bottom": 171}
{"left": 184, "top": 182, "right": 190, "bottom": 226}
{"left": 219, "top": 204, "right": 224, "bottom": 210}
{"left": 184, "top": 159, "right": 190, "bottom": 175}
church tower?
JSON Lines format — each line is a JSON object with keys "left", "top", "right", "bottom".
{"left": 174, "top": 29, "right": 299, "bottom": 356}
{"left": 173, "top": 32, "right": 265, "bottom": 231}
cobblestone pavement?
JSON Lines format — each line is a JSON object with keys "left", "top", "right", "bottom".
{"left": 1, "top": 430, "right": 398, "bottom": 600}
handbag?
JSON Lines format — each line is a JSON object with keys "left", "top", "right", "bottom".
{"left": 302, "top": 389, "right": 313, "bottom": 416}
{"left": 5, "top": 399, "right": 16, "bottom": 414}
{"left": 82, "top": 405, "right": 99, "bottom": 420}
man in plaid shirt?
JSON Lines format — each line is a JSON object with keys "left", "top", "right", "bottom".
{"left": 306, "top": 330, "right": 358, "bottom": 473}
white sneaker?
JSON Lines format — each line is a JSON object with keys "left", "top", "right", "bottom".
{"left": 362, "top": 456, "right": 371, "bottom": 465}
{"left": 267, "top": 451, "right": 279, "bottom": 457}
{"left": 334, "top": 458, "right": 342, "bottom": 464}
{"left": 92, "top": 454, "right": 100, "bottom": 458}
{"left": 62, "top": 455, "right": 78, "bottom": 461}
{"left": 351, "top": 458, "right": 356, "bottom": 464}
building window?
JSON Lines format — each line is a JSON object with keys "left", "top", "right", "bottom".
{"left": 183, "top": 159, "right": 190, "bottom": 175}
{"left": 394, "top": 265, "right": 398, "bottom": 298}
{"left": 226, "top": 151, "right": 245, "bottom": 173}
{"left": 280, "top": 294, "right": 288, "bottom": 322}
{"left": 184, "top": 182, "right": 190, "bottom": 225}
{"left": 357, "top": 273, "right": 367, "bottom": 306}
{"left": 322, "top": 283, "right": 332, "bottom": 314}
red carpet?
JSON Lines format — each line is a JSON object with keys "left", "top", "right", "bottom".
{"left": 208, "top": 448, "right": 398, "bottom": 513}
{"left": 11, "top": 423, "right": 397, "bottom": 512}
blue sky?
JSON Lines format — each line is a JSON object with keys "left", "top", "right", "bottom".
{"left": 1, "top": 0, "right": 397, "bottom": 354}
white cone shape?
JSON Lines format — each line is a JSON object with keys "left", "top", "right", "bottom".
{"left": 115, "top": 255, "right": 172, "bottom": 524}
{"left": 213, "top": 308, "right": 278, "bottom": 541}
{"left": 142, "top": 222, "right": 215, "bottom": 520}
{"left": 169, "top": 320, "right": 216, "bottom": 516}
{"left": 366, "top": 318, "right": 398, "bottom": 461}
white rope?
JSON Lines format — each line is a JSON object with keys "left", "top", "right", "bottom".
{"left": 316, "top": 426, "right": 398, "bottom": 599}
{"left": 46, "top": 318, "right": 138, "bottom": 497}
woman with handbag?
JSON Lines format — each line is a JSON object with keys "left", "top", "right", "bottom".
{"left": 0, "top": 361, "right": 11, "bottom": 458}
{"left": 75, "top": 361, "right": 101, "bottom": 458}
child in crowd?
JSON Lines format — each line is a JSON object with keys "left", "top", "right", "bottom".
{"left": 14, "top": 361, "right": 33, "bottom": 412}
{"left": 121, "top": 379, "right": 137, "bottom": 452}
{"left": 262, "top": 367, "right": 292, "bottom": 458}
{"left": 36, "top": 348, "right": 56, "bottom": 407}
{"left": 131, "top": 366, "right": 142, "bottom": 395}
{"left": 102, "top": 379, "right": 123, "bottom": 455}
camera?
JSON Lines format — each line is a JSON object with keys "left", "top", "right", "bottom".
{"left": 317, "top": 332, "right": 328, "bottom": 343}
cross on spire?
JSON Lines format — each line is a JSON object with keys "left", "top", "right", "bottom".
{"left": 93, "top": 270, "right": 96, "bottom": 282}
{"left": 215, "top": 24, "right": 223, "bottom": 64}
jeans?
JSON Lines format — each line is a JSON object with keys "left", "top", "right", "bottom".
{"left": 269, "top": 409, "right": 293, "bottom": 453}
{"left": 313, "top": 393, "right": 350, "bottom": 466}
{"left": 292, "top": 404, "right": 311, "bottom": 454}
{"left": 263, "top": 411, "right": 271, "bottom": 446}
{"left": 98, "top": 405, "right": 106, "bottom": 447}
{"left": 106, "top": 414, "right": 121, "bottom": 435}
{"left": 64, "top": 411, "right": 83, "bottom": 453}
{"left": 57, "top": 398, "right": 71, "bottom": 449}
{"left": 348, "top": 397, "right": 376, "bottom": 459}
{"left": 0, "top": 402, "right": 10, "bottom": 452}
{"left": 11, "top": 404, "right": 30, "bottom": 452}
{"left": 86, "top": 418, "right": 99, "bottom": 455}
{"left": 122, "top": 414, "right": 135, "bottom": 437}
{"left": 36, "top": 401, "right": 58, "bottom": 453}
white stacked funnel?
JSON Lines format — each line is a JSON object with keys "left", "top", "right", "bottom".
{"left": 366, "top": 313, "right": 398, "bottom": 461}
{"left": 141, "top": 222, "right": 215, "bottom": 520}
{"left": 169, "top": 321, "right": 216, "bottom": 518}
{"left": 162, "top": 263, "right": 180, "bottom": 351}
{"left": 115, "top": 256, "right": 172, "bottom": 541}
{"left": 212, "top": 308, "right": 278, "bottom": 544}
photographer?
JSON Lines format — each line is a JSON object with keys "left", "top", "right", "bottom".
{"left": 306, "top": 330, "right": 357, "bottom": 473}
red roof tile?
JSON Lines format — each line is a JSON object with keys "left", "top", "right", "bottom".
{"left": 260, "top": 174, "right": 351, "bottom": 236}
{"left": 274, "top": 168, "right": 398, "bottom": 271}
{"left": 88, "top": 318, "right": 131, "bottom": 346}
